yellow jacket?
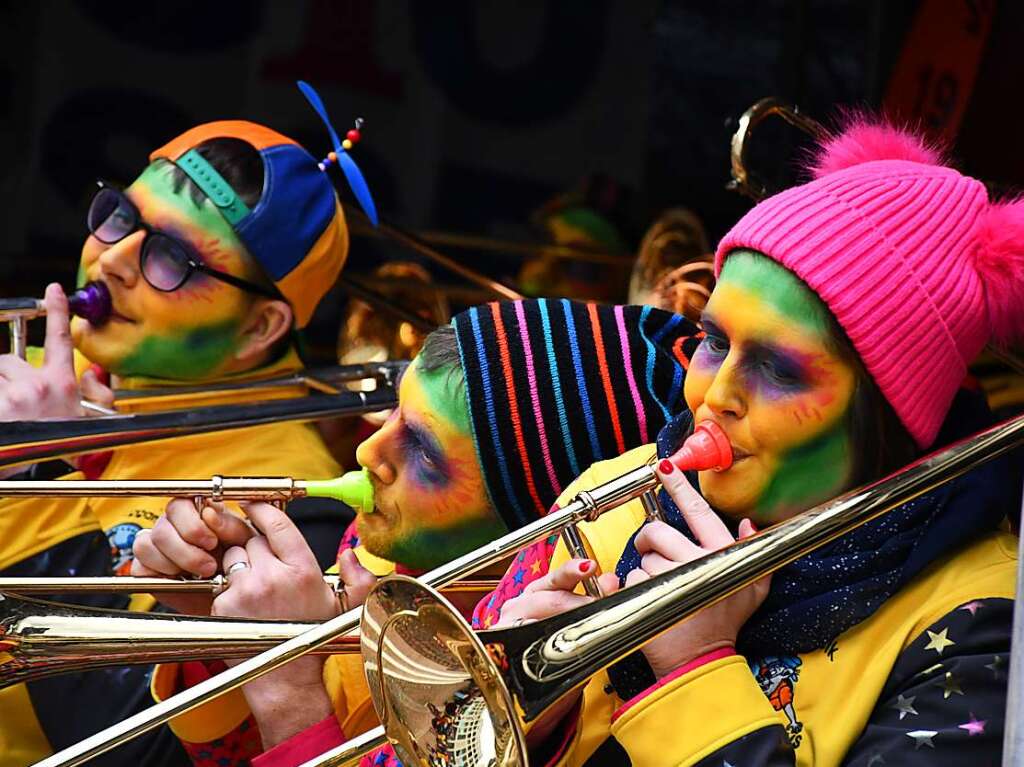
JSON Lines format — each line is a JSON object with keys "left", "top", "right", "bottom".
{"left": 528, "top": 446, "right": 1018, "bottom": 766}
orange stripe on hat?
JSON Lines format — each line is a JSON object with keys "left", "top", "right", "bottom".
{"left": 275, "top": 200, "right": 349, "bottom": 328}
{"left": 149, "top": 121, "right": 299, "bottom": 162}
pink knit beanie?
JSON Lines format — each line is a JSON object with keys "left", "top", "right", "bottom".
{"left": 715, "top": 119, "right": 1024, "bottom": 448}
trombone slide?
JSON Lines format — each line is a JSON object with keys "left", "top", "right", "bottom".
{"left": 29, "top": 458, "right": 665, "bottom": 766}
{"left": 356, "top": 411, "right": 1024, "bottom": 767}
{"left": 0, "top": 579, "right": 498, "bottom": 689}
{"left": 0, "top": 470, "right": 376, "bottom": 513}
{"left": 0, "top": 298, "right": 40, "bottom": 359}
{"left": 0, "top": 592, "right": 358, "bottom": 689}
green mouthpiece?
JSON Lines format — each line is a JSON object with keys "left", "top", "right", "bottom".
{"left": 304, "top": 469, "right": 375, "bottom": 515}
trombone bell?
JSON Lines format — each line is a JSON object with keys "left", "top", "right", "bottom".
{"left": 361, "top": 576, "right": 525, "bottom": 767}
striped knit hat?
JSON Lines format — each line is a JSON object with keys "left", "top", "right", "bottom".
{"left": 453, "top": 299, "right": 700, "bottom": 529}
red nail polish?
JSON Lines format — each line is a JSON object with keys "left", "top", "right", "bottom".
{"left": 580, "top": 561, "right": 591, "bottom": 573}
{"left": 658, "top": 459, "right": 675, "bottom": 475}
{"left": 749, "top": 520, "right": 759, "bottom": 533}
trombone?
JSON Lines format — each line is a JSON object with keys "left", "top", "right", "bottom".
{"left": 25, "top": 423, "right": 730, "bottom": 767}
{"left": 0, "top": 465, "right": 502, "bottom": 689}
{"left": 0, "top": 361, "right": 405, "bottom": 471}
{"left": 357, "top": 411, "right": 1024, "bottom": 767}
{"left": 0, "top": 579, "right": 500, "bottom": 690}
{"left": 26, "top": 412, "right": 1024, "bottom": 767}
{"left": 0, "top": 283, "right": 111, "bottom": 360}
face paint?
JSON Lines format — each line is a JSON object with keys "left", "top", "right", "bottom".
{"left": 684, "top": 250, "right": 858, "bottom": 524}
{"left": 72, "top": 161, "right": 263, "bottom": 380}
{"left": 116, "top": 319, "right": 243, "bottom": 379}
{"left": 354, "top": 357, "right": 504, "bottom": 570}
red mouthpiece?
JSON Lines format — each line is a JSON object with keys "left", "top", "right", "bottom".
{"left": 671, "top": 421, "right": 733, "bottom": 472}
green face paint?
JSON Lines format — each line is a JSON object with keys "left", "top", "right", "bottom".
{"left": 354, "top": 357, "right": 506, "bottom": 569}
{"left": 116, "top": 318, "right": 243, "bottom": 379}
{"left": 750, "top": 415, "right": 852, "bottom": 519}
{"left": 378, "top": 511, "right": 503, "bottom": 571}
{"left": 71, "top": 161, "right": 262, "bottom": 380}
{"left": 685, "top": 250, "right": 859, "bottom": 523}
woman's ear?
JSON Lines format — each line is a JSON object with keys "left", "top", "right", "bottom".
{"left": 234, "top": 299, "right": 294, "bottom": 365}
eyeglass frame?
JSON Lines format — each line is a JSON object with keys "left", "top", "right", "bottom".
{"left": 86, "top": 180, "right": 282, "bottom": 300}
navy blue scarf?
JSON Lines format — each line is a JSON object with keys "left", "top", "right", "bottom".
{"left": 608, "top": 389, "right": 1019, "bottom": 698}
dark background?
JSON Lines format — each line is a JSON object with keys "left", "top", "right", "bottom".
{"left": 0, "top": 0, "right": 1019, "bottom": 355}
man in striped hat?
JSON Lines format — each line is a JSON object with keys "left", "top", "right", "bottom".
{"left": 352, "top": 298, "right": 702, "bottom": 570}
{"left": 135, "top": 297, "right": 701, "bottom": 764}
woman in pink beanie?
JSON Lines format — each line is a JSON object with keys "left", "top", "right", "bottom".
{"left": 470, "top": 118, "right": 1024, "bottom": 767}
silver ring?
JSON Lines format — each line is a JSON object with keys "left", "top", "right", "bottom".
{"left": 225, "top": 560, "right": 250, "bottom": 576}
{"left": 335, "top": 581, "right": 350, "bottom": 612}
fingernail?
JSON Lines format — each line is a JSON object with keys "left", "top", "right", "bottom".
{"left": 748, "top": 519, "right": 759, "bottom": 533}
{"left": 658, "top": 459, "right": 675, "bottom": 475}
{"left": 580, "top": 560, "right": 591, "bottom": 573}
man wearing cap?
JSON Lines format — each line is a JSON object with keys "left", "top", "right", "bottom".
{"left": 0, "top": 118, "right": 364, "bottom": 766}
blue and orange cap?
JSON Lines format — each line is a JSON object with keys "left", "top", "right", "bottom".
{"left": 148, "top": 83, "right": 377, "bottom": 328}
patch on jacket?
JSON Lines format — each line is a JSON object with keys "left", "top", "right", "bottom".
{"left": 750, "top": 655, "right": 804, "bottom": 748}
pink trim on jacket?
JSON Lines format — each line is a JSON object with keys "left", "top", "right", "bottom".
{"left": 252, "top": 716, "right": 345, "bottom": 767}
{"left": 611, "top": 647, "right": 737, "bottom": 723}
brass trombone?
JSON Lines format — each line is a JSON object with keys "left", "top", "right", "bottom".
{"left": 0, "top": 469, "right": 497, "bottom": 689}
{"left": 0, "top": 579, "right": 499, "bottom": 690}
{"left": 28, "top": 419, "right": 715, "bottom": 767}
{"left": 0, "top": 361, "right": 404, "bottom": 471}
{"left": 726, "top": 97, "right": 829, "bottom": 201}
{"left": 357, "top": 411, "right": 1024, "bottom": 766}
{"left": 27, "top": 412, "right": 1024, "bottom": 767}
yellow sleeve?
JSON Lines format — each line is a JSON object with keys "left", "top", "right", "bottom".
{"left": 609, "top": 655, "right": 782, "bottom": 766}
{"left": 323, "top": 654, "right": 379, "bottom": 737}
{"left": 548, "top": 445, "right": 655, "bottom": 580}
{"left": 150, "top": 664, "right": 252, "bottom": 744}
{"left": 151, "top": 654, "right": 380, "bottom": 745}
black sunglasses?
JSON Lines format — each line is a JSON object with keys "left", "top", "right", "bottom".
{"left": 86, "top": 181, "right": 280, "bottom": 299}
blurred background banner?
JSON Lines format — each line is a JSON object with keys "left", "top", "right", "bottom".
{"left": 1, "top": 0, "right": 1021, "bottom": 358}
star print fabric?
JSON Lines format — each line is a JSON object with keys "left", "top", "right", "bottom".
{"left": 841, "top": 597, "right": 1012, "bottom": 765}
{"left": 630, "top": 598, "right": 1013, "bottom": 767}
{"left": 471, "top": 531, "right": 560, "bottom": 629}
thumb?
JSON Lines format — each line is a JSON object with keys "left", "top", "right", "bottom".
{"left": 337, "top": 549, "right": 378, "bottom": 609}
{"left": 596, "top": 572, "right": 621, "bottom": 595}
{"left": 80, "top": 369, "right": 115, "bottom": 408}
{"left": 737, "top": 518, "right": 758, "bottom": 539}
{"left": 201, "top": 506, "right": 255, "bottom": 547}
{"left": 338, "top": 548, "right": 376, "bottom": 586}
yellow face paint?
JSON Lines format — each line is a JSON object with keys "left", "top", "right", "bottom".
{"left": 354, "top": 357, "right": 504, "bottom": 570}
{"left": 72, "top": 161, "right": 262, "bottom": 379}
{"left": 685, "top": 251, "right": 859, "bottom": 523}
